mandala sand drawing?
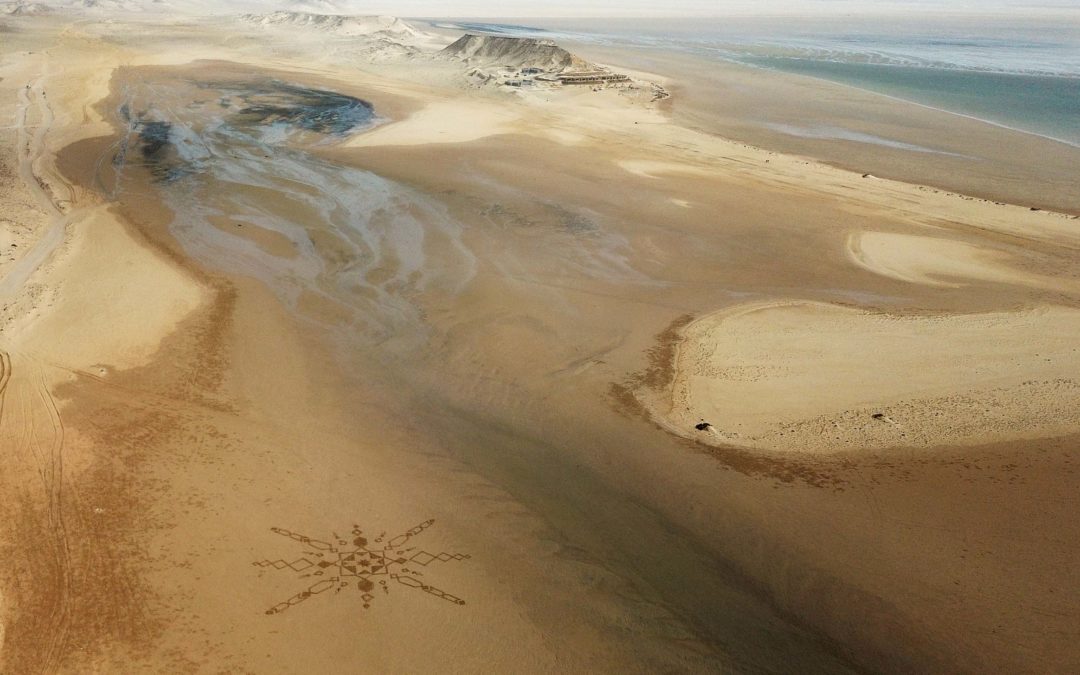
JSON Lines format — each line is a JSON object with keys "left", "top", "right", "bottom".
{"left": 253, "top": 519, "right": 470, "bottom": 614}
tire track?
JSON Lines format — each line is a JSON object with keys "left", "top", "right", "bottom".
{"left": 0, "top": 350, "right": 10, "bottom": 426}
{"left": 0, "top": 350, "right": 75, "bottom": 674}
{"left": 15, "top": 80, "right": 60, "bottom": 218}
{"left": 2, "top": 62, "right": 112, "bottom": 671}
{"left": 0, "top": 78, "right": 72, "bottom": 300}
{"left": 34, "top": 366, "right": 72, "bottom": 674}
{"left": 5, "top": 77, "right": 78, "bottom": 667}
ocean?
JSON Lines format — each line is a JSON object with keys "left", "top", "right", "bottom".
{"left": 431, "top": 15, "right": 1080, "bottom": 148}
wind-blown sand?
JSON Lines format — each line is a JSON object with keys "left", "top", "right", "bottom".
{"left": 0, "top": 9, "right": 1078, "bottom": 675}
{"left": 348, "top": 97, "right": 520, "bottom": 147}
{"left": 848, "top": 231, "right": 1071, "bottom": 289}
{"left": 16, "top": 206, "right": 208, "bottom": 369}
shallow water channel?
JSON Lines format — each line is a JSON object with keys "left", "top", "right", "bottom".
{"left": 109, "top": 71, "right": 475, "bottom": 345}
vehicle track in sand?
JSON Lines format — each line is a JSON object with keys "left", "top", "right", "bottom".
{"left": 0, "top": 348, "right": 76, "bottom": 673}
{"left": 33, "top": 363, "right": 73, "bottom": 673}
{"left": 0, "top": 350, "right": 11, "bottom": 424}
{"left": 2, "top": 72, "right": 80, "bottom": 665}
{"left": 0, "top": 75, "right": 75, "bottom": 300}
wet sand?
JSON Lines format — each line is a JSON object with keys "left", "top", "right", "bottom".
{"left": 570, "top": 44, "right": 1080, "bottom": 216}
{"left": 0, "top": 12, "right": 1078, "bottom": 675}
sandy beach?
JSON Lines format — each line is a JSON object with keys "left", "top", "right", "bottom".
{"left": 0, "top": 8, "right": 1078, "bottom": 674}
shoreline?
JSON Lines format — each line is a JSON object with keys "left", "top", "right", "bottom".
{"left": 740, "top": 58, "right": 1080, "bottom": 150}
{"left": 422, "top": 17, "right": 1080, "bottom": 148}
{"left": 564, "top": 40, "right": 1080, "bottom": 215}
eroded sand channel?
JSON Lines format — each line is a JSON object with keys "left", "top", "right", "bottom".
{"left": 103, "top": 65, "right": 475, "bottom": 347}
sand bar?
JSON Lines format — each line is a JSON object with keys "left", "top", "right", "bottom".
{"left": 665, "top": 301, "right": 1080, "bottom": 452}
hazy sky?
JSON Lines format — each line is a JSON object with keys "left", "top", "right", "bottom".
{"left": 295, "top": 0, "right": 1080, "bottom": 17}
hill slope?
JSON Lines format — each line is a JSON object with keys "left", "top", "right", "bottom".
{"left": 239, "top": 12, "right": 422, "bottom": 39}
{"left": 440, "top": 34, "right": 588, "bottom": 72}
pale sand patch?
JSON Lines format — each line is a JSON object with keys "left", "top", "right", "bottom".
{"left": 347, "top": 97, "right": 520, "bottom": 147}
{"left": 847, "top": 231, "right": 1062, "bottom": 289}
{"left": 13, "top": 206, "right": 207, "bottom": 370}
{"left": 542, "top": 127, "right": 587, "bottom": 146}
{"left": 665, "top": 301, "right": 1080, "bottom": 452}
{"left": 617, "top": 159, "right": 714, "bottom": 180}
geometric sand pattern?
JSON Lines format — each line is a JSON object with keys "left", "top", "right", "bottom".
{"left": 253, "top": 519, "right": 470, "bottom": 614}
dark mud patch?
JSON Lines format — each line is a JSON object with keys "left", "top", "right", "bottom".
{"left": 117, "top": 76, "right": 376, "bottom": 184}
{"left": 212, "top": 80, "right": 374, "bottom": 135}
{"left": 133, "top": 118, "right": 192, "bottom": 183}
{"left": 547, "top": 203, "right": 598, "bottom": 234}
{"left": 139, "top": 120, "right": 172, "bottom": 157}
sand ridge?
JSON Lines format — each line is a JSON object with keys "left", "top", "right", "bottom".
{"left": 847, "top": 230, "right": 1080, "bottom": 293}
{"left": 660, "top": 300, "right": 1080, "bottom": 452}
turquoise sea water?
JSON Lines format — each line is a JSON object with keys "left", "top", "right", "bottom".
{"left": 433, "top": 15, "right": 1080, "bottom": 147}
{"left": 739, "top": 57, "right": 1080, "bottom": 147}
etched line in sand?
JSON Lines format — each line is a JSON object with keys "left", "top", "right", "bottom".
{"left": 253, "top": 519, "right": 470, "bottom": 614}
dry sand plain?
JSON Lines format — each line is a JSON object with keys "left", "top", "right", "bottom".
{"left": 0, "top": 11, "right": 1078, "bottom": 675}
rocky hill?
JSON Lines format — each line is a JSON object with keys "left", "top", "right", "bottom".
{"left": 1, "top": 1, "right": 53, "bottom": 14}
{"left": 440, "top": 34, "right": 587, "bottom": 72}
{"left": 239, "top": 12, "right": 423, "bottom": 39}
{"left": 1, "top": 0, "right": 170, "bottom": 13}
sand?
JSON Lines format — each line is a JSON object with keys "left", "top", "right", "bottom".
{"left": 664, "top": 301, "right": 1080, "bottom": 452}
{"left": 14, "top": 205, "right": 208, "bottom": 369}
{"left": 347, "top": 96, "right": 522, "bottom": 147}
{"left": 0, "top": 9, "right": 1077, "bottom": 675}
{"left": 847, "top": 231, "right": 1060, "bottom": 289}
